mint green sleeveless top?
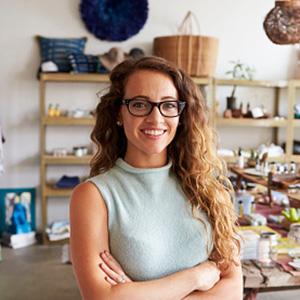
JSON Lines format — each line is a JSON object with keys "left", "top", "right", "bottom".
{"left": 89, "top": 158, "right": 213, "bottom": 281}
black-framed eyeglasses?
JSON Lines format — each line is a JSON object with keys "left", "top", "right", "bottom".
{"left": 119, "top": 98, "right": 186, "bottom": 117}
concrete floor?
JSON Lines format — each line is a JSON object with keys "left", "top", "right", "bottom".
{"left": 0, "top": 245, "right": 81, "bottom": 300}
{"left": 0, "top": 245, "right": 299, "bottom": 300}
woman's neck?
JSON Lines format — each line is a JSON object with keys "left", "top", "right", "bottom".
{"left": 124, "top": 152, "right": 168, "bottom": 168}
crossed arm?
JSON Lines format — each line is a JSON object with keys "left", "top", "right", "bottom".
{"left": 99, "top": 249, "right": 243, "bottom": 300}
{"left": 70, "top": 182, "right": 243, "bottom": 300}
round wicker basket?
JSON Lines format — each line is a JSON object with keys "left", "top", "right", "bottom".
{"left": 263, "top": 0, "right": 300, "bottom": 44}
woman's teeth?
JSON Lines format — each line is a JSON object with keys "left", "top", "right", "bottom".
{"left": 143, "top": 129, "right": 165, "bottom": 136}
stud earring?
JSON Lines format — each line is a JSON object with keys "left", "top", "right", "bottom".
{"left": 117, "top": 120, "right": 122, "bottom": 126}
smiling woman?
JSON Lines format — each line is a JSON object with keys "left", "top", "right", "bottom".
{"left": 70, "top": 56, "right": 243, "bottom": 300}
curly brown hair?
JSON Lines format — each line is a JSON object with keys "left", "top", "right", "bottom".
{"left": 90, "top": 56, "right": 240, "bottom": 268}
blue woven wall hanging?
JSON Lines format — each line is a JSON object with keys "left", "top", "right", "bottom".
{"left": 79, "top": 0, "right": 149, "bottom": 42}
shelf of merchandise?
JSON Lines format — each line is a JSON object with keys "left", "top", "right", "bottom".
{"left": 43, "top": 155, "right": 92, "bottom": 165}
{"left": 40, "top": 72, "right": 110, "bottom": 83}
{"left": 287, "top": 80, "right": 300, "bottom": 163}
{"left": 214, "top": 79, "right": 287, "bottom": 88}
{"left": 213, "top": 78, "right": 292, "bottom": 163}
{"left": 39, "top": 73, "right": 111, "bottom": 244}
{"left": 42, "top": 116, "right": 95, "bottom": 126}
{"left": 40, "top": 73, "right": 300, "bottom": 244}
{"left": 221, "top": 155, "right": 288, "bottom": 165}
{"left": 44, "top": 185, "right": 73, "bottom": 197}
{"left": 215, "top": 118, "right": 288, "bottom": 127}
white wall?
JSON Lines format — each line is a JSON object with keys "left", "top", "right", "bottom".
{"left": 0, "top": 0, "right": 298, "bottom": 228}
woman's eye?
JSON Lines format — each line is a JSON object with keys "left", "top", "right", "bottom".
{"left": 132, "top": 101, "right": 147, "bottom": 109}
{"left": 163, "top": 102, "right": 177, "bottom": 109}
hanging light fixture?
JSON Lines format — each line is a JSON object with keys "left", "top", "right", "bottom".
{"left": 263, "top": 0, "right": 300, "bottom": 44}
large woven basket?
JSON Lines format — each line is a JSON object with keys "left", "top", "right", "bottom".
{"left": 153, "top": 35, "right": 219, "bottom": 77}
{"left": 264, "top": 0, "right": 300, "bottom": 44}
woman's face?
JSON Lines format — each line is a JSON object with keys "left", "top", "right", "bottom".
{"left": 119, "top": 69, "right": 180, "bottom": 166}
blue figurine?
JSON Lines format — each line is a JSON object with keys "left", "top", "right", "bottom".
{"left": 10, "top": 202, "right": 31, "bottom": 234}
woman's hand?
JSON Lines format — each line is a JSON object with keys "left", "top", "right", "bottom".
{"left": 99, "top": 250, "right": 132, "bottom": 285}
{"left": 192, "top": 261, "right": 221, "bottom": 291}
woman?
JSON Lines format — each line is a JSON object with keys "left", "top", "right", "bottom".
{"left": 70, "top": 56, "right": 242, "bottom": 300}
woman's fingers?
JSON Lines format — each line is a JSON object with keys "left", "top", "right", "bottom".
{"left": 101, "top": 251, "right": 123, "bottom": 271}
{"left": 105, "top": 276, "right": 117, "bottom": 286}
{"left": 99, "top": 261, "right": 126, "bottom": 283}
{"left": 100, "top": 251, "right": 131, "bottom": 283}
{"left": 100, "top": 251, "right": 124, "bottom": 273}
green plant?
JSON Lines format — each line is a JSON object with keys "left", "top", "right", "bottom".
{"left": 225, "top": 60, "right": 256, "bottom": 98}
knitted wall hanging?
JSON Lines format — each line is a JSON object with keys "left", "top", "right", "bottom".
{"left": 79, "top": 0, "right": 149, "bottom": 41}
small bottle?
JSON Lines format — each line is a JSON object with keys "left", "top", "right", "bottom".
{"left": 255, "top": 155, "right": 261, "bottom": 172}
{"left": 238, "top": 148, "right": 244, "bottom": 169}
{"left": 263, "top": 161, "right": 269, "bottom": 175}
{"left": 48, "top": 104, "right": 55, "bottom": 117}
{"left": 284, "top": 163, "right": 289, "bottom": 174}
{"left": 54, "top": 104, "right": 60, "bottom": 117}
{"left": 269, "top": 161, "right": 276, "bottom": 174}
{"left": 251, "top": 198, "right": 256, "bottom": 214}
{"left": 290, "top": 161, "right": 296, "bottom": 174}
{"left": 238, "top": 200, "right": 244, "bottom": 217}
{"left": 258, "top": 232, "right": 271, "bottom": 265}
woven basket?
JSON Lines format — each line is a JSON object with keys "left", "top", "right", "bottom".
{"left": 153, "top": 12, "right": 219, "bottom": 77}
{"left": 153, "top": 35, "right": 218, "bottom": 77}
{"left": 264, "top": 0, "right": 300, "bottom": 44}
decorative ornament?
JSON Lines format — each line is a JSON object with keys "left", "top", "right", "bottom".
{"left": 263, "top": 0, "right": 300, "bottom": 44}
{"left": 79, "top": 0, "right": 149, "bottom": 42}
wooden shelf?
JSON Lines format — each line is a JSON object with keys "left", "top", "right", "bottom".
{"left": 292, "top": 119, "right": 300, "bottom": 127}
{"left": 39, "top": 72, "right": 214, "bottom": 85}
{"left": 43, "top": 155, "right": 92, "bottom": 165}
{"left": 289, "top": 79, "right": 300, "bottom": 88}
{"left": 44, "top": 185, "right": 73, "bottom": 197}
{"left": 40, "top": 73, "right": 110, "bottom": 83}
{"left": 290, "top": 155, "right": 300, "bottom": 163}
{"left": 222, "top": 155, "right": 288, "bottom": 164}
{"left": 42, "top": 116, "right": 95, "bottom": 126}
{"left": 216, "top": 118, "right": 288, "bottom": 127}
{"left": 215, "top": 79, "right": 287, "bottom": 88}
{"left": 46, "top": 238, "right": 69, "bottom": 245}
{"left": 191, "top": 77, "right": 213, "bottom": 85}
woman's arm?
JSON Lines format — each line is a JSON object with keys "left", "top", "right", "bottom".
{"left": 70, "top": 182, "right": 220, "bottom": 300}
{"left": 182, "top": 262, "right": 243, "bottom": 300}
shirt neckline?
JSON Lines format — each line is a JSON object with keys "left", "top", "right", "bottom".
{"left": 115, "top": 158, "right": 172, "bottom": 174}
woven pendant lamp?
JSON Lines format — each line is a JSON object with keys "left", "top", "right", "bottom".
{"left": 263, "top": 0, "right": 300, "bottom": 44}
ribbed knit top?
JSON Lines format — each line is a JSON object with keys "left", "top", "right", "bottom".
{"left": 89, "top": 158, "right": 213, "bottom": 281}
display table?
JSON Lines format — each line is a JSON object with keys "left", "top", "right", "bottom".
{"left": 240, "top": 226, "right": 300, "bottom": 299}
{"left": 230, "top": 166, "right": 300, "bottom": 208}
{"left": 243, "top": 258, "right": 300, "bottom": 299}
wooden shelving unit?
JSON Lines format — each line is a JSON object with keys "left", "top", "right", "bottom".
{"left": 212, "top": 78, "right": 293, "bottom": 163}
{"left": 39, "top": 73, "right": 110, "bottom": 244}
{"left": 287, "top": 80, "right": 300, "bottom": 163}
{"left": 39, "top": 73, "right": 300, "bottom": 244}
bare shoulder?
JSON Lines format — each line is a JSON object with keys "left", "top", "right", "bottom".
{"left": 70, "top": 181, "right": 107, "bottom": 212}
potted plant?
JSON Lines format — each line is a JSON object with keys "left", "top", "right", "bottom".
{"left": 225, "top": 60, "right": 256, "bottom": 110}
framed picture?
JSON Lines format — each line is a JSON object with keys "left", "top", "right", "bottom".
{"left": 0, "top": 188, "right": 36, "bottom": 236}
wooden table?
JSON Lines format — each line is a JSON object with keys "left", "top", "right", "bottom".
{"left": 242, "top": 258, "right": 300, "bottom": 299}
{"left": 230, "top": 166, "right": 300, "bottom": 208}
